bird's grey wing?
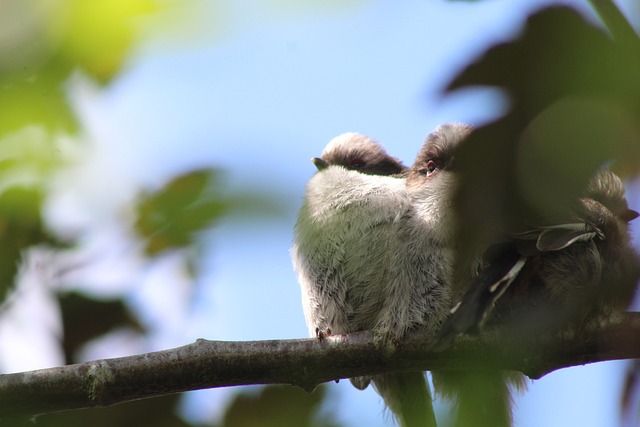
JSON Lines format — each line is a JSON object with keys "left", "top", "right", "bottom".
{"left": 433, "top": 244, "right": 526, "bottom": 351}
{"left": 436, "top": 219, "right": 609, "bottom": 350}
{"left": 533, "top": 223, "right": 602, "bottom": 252}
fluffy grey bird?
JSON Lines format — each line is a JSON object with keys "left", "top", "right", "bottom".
{"left": 291, "top": 132, "right": 442, "bottom": 427}
{"left": 292, "top": 133, "right": 410, "bottom": 339}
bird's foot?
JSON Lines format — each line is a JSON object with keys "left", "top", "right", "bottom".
{"left": 315, "top": 327, "right": 332, "bottom": 340}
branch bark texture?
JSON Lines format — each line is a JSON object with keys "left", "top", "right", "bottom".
{"left": 2, "top": 313, "right": 640, "bottom": 419}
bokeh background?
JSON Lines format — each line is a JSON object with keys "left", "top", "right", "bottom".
{"left": 0, "top": 0, "right": 639, "bottom": 426}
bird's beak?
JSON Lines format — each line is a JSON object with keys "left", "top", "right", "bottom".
{"left": 312, "top": 157, "right": 328, "bottom": 171}
{"left": 622, "top": 209, "right": 640, "bottom": 222}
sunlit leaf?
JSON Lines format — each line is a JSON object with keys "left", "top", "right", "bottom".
{"left": 0, "top": 127, "right": 73, "bottom": 189}
{"left": 0, "top": 0, "right": 175, "bottom": 139}
{"left": 0, "top": 78, "right": 77, "bottom": 138}
{"left": 51, "top": 0, "right": 159, "bottom": 82}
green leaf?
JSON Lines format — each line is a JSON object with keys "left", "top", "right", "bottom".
{"left": 0, "top": 127, "right": 72, "bottom": 183}
{"left": 0, "top": 187, "right": 56, "bottom": 300}
{"left": 0, "top": 78, "right": 77, "bottom": 138}
{"left": 52, "top": 0, "right": 160, "bottom": 83}
{"left": 134, "top": 169, "right": 226, "bottom": 256}
{"left": 0, "top": 0, "right": 163, "bottom": 138}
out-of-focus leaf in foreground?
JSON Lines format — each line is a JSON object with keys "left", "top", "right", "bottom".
{"left": 134, "top": 167, "right": 285, "bottom": 257}
{"left": 134, "top": 169, "right": 227, "bottom": 256}
{"left": 220, "top": 385, "right": 340, "bottom": 427}
{"left": 0, "top": 127, "right": 78, "bottom": 299}
{"left": 0, "top": 79, "right": 76, "bottom": 138}
{"left": 0, "top": 187, "right": 57, "bottom": 300}
{"left": 445, "top": 6, "right": 640, "bottom": 258}
{"left": 57, "top": 292, "right": 144, "bottom": 364}
{"left": 52, "top": 0, "right": 158, "bottom": 82}
{"left": 0, "top": 0, "right": 164, "bottom": 138}
{"left": 23, "top": 394, "right": 190, "bottom": 427}
{"left": 448, "top": 7, "right": 640, "bottom": 118}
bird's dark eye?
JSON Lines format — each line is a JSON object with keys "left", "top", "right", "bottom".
{"left": 349, "top": 158, "right": 366, "bottom": 169}
{"left": 425, "top": 160, "right": 438, "bottom": 175}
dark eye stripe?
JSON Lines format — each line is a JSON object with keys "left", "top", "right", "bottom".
{"left": 349, "top": 158, "right": 366, "bottom": 168}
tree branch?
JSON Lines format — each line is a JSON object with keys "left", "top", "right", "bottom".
{"left": 2, "top": 312, "right": 640, "bottom": 419}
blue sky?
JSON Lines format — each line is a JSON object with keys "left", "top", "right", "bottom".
{"left": 51, "top": 0, "right": 640, "bottom": 426}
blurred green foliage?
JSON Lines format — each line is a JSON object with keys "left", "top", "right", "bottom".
{"left": 443, "top": 5, "right": 640, "bottom": 426}
{"left": 57, "top": 292, "right": 145, "bottom": 364}
{"left": 0, "top": 187, "right": 57, "bottom": 300}
{"left": 133, "top": 167, "right": 284, "bottom": 281}
{"left": 14, "top": 394, "right": 191, "bottom": 427}
{"left": 0, "top": 0, "right": 638, "bottom": 426}
{"left": 0, "top": 0, "right": 166, "bottom": 292}
{"left": 448, "top": 6, "right": 640, "bottom": 261}
{"left": 0, "top": 0, "right": 235, "bottom": 424}
{"left": 0, "top": 1, "right": 308, "bottom": 425}
{"left": 218, "top": 385, "right": 341, "bottom": 427}
{"left": 135, "top": 169, "right": 227, "bottom": 256}
{"left": 0, "top": 0, "right": 158, "bottom": 137}
{"left": 4, "top": 386, "right": 341, "bottom": 427}
{"left": 55, "top": 0, "right": 158, "bottom": 81}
